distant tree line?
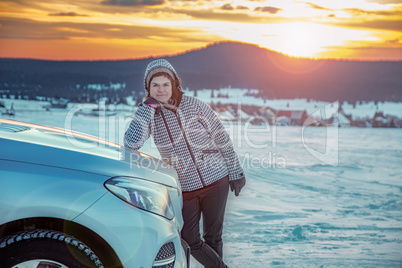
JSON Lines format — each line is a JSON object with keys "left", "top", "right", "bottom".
{"left": 0, "top": 42, "right": 401, "bottom": 103}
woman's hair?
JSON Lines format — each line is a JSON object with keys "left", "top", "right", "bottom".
{"left": 147, "top": 72, "right": 182, "bottom": 103}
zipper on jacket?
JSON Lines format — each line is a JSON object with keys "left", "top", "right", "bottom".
{"left": 160, "top": 109, "right": 206, "bottom": 187}
{"left": 175, "top": 112, "right": 206, "bottom": 187}
{"left": 157, "top": 112, "right": 178, "bottom": 167}
{"left": 159, "top": 112, "right": 175, "bottom": 146}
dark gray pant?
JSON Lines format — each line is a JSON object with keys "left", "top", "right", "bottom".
{"left": 181, "top": 176, "right": 229, "bottom": 268}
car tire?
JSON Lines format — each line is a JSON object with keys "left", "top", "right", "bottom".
{"left": 0, "top": 229, "right": 104, "bottom": 268}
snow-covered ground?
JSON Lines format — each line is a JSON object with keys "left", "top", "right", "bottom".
{"left": 1, "top": 96, "right": 402, "bottom": 267}
{"left": 2, "top": 87, "right": 402, "bottom": 120}
{"left": 183, "top": 88, "right": 402, "bottom": 120}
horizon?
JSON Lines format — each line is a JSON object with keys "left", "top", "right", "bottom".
{"left": 1, "top": 41, "right": 402, "bottom": 63}
{"left": 0, "top": 0, "right": 402, "bottom": 61}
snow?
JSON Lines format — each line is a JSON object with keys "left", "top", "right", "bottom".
{"left": 218, "top": 110, "right": 237, "bottom": 121}
{"left": 1, "top": 96, "right": 402, "bottom": 267}
{"left": 87, "top": 82, "right": 126, "bottom": 91}
{"left": 342, "top": 101, "right": 402, "bottom": 119}
{"left": 185, "top": 88, "right": 402, "bottom": 120}
{"left": 2, "top": 88, "right": 402, "bottom": 120}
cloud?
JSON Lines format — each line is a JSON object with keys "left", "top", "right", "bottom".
{"left": 254, "top": 6, "right": 282, "bottom": 14}
{"left": 100, "top": 0, "right": 165, "bottom": 6}
{"left": 344, "top": 7, "right": 402, "bottom": 16}
{"left": 386, "top": 38, "right": 401, "bottom": 44}
{"left": 219, "top": 3, "right": 249, "bottom": 11}
{"left": 365, "top": 0, "right": 402, "bottom": 4}
{"left": 329, "top": 38, "right": 402, "bottom": 60}
{"left": 340, "top": 19, "right": 402, "bottom": 31}
{"left": 328, "top": 36, "right": 402, "bottom": 49}
{"left": 220, "top": 4, "right": 234, "bottom": 11}
{"left": 304, "top": 2, "right": 331, "bottom": 11}
{"left": 0, "top": 18, "right": 69, "bottom": 40}
{"left": 303, "top": 1, "right": 402, "bottom": 16}
{"left": 169, "top": 7, "right": 288, "bottom": 23}
{"left": 237, "top": 5, "right": 249, "bottom": 10}
{"left": 48, "top": 12, "right": 89, "bottom": 17}
{"left": 0, "top": 17, "right": 216, "bottom": 43}
{"left": 319, "top": 45, "right": 402, "bottom": 61}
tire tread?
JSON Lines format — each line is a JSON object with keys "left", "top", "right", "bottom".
{"left": 0, "top": 229, "right": 104, "bottom": 268}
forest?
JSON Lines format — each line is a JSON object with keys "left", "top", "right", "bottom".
{"left": 0, "top": 42, "right": 401, "bottom": 104}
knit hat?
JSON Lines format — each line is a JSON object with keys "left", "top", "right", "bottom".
{"left": 144, "top": 59, "right": 182, "bottom": 93}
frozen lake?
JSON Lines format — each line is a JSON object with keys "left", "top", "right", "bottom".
{"left": 2, "top": 107, "right": 402, "bottom": 267}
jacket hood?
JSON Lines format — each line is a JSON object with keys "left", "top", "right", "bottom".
{"left": 143, "top": 59, "right": 182, "bottom": 95}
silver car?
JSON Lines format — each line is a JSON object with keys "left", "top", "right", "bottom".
{"left": 0, "top": 118, "right": 189, "bottom": 268}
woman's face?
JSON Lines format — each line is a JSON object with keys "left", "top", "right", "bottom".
{"left": 149, "top": 75, "right": 172, "bottom": 103}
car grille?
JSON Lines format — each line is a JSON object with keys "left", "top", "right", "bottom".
{"left": 152, "top": 242, "right": 175, "bottom": 268}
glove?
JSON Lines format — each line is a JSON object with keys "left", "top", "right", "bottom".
{"left": 144, "top": 97, "right": 161, "bottom": 113}
{"left": 229, "top": 173, "right": 246, "bottom": 197}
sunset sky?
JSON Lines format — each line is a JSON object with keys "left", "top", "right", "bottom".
{"left": 0, "top": 0, "right": 401, "bottom": 61}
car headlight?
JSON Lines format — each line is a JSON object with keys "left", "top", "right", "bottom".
{"left": 104, "top": 177, "right": 175, "bottom": 220}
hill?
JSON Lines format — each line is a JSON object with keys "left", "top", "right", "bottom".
{"left": 0, "top": 41, "right": 401, "bottom": 103}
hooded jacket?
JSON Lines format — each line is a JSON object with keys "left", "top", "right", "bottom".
{"left": 124, "top": 60, "right": 244, "bottom": 192}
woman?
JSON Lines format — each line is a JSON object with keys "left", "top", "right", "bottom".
{"left": 124, "top": 59, "right": 245, "bottom": 268}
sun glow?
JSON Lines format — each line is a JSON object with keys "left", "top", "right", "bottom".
{"left": 257, "top": 22, "right": 374, "bottom": 59}
{"left": 272, "top": 22, "right": 325, "bottom": 58}
{"left": 213, "top": 21, "right": 341, "bottom": 58}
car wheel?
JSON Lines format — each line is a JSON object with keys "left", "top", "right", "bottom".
{"left": 0, "top": 229, "right": 104, "bottom": 268}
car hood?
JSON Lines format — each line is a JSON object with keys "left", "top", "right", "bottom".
{"left": 0, "top": 119, "right": 179, "bottom": 189}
